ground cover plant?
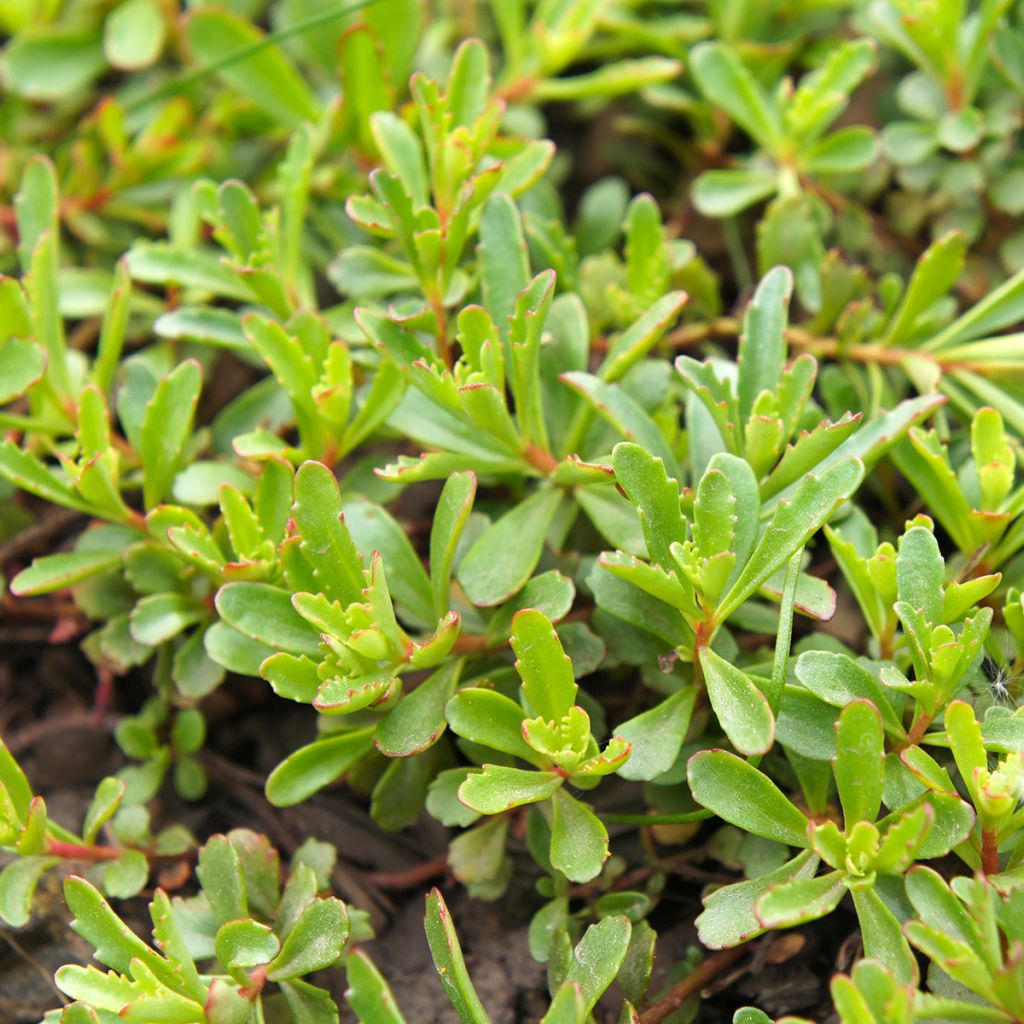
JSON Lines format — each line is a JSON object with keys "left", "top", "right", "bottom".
{"left": 4, "top": 0, "right": 1024, "bottom": 1021}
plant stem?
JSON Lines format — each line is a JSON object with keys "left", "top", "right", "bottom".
{"left": 768, "top": 548, "right": 802, "bottom": 714}
{"left": 982, "top": 828, "right": 1000, "bottom": 875}
{"left": 46, "top": 839, "right": 124, "bottom": 862}
{"left": 638, "top": 944, "right": 748, "bottom": 1024}
{"left": 522, "top": 443, "right": 558, "bottom": 474}
{"left": 430, "top": 292, "right": 453, "bottom": 369}
{"left": 365, "top": 854, "right": 448, "bottom": 890}
{"left": 603, "top": 810, "right": 712, "bottom": 826}
{"left": 904, "top": 709, "right": 932, "bottom": 748}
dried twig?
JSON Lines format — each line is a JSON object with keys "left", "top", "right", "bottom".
{"left": 638, "top": 944, "right": 750, "bottom": 1024}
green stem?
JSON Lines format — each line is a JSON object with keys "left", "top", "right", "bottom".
{"left": 126, "top": 0, "right": 380, "bottom": 113}
{"left": 723, "top": 218, "right": 752, "bottom": 293}
{"left": 559, "top": 402, "right": 594, "bottom": 459}
{"left": 768, "top": 548, "right": 802, "bottom": 714}
{"left": 602, "top": 810, "right": 712, "bottom": 826}
{"left": 0, "top": 412, "right": 68, "bottom": 434}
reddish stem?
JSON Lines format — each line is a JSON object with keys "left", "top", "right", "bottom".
{"left": 239, "top": 965, "right": 268, "bottom": 1000}
{"left": 523, "top": 443, "right": 559, "bottom": 474}
{"left": 429, "top": 293, "right": 452, "bottom": 369}
{"left": 452, "top": 633, "right": 497, "bottom": 655}
{"left": 365, "top": 854, "right": 448, "bottom": 891}
{"left": 638, "top": 944, "right": 748, "bottom": 1024}
{"left": 900, "top": 709, "right": 932, "bottom": 750}
{"left": 47, "top": 839, "right": 125, "bottom": 862}
{"left": 93, "top": 668, "right": 115, "bottom": 725}
{"left": 981, "top": 828, "right": 1000, "bottom": 876}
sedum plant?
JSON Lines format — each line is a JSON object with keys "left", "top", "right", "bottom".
{"left": 5, "top": 2, "right": 1024, "bottom": 1023}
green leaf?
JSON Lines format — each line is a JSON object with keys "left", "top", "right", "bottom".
{"left": 196, "top": 834, "right": 247, "bottom": 924}
{"left": 216, "top": 583, "right": 322, "bottom": 657}
{"left": 64, "top": 876, "right": 168, "bottom": 980}
{"left": 345, "top": 498, "right": 434, "bottom": 625}
{"left": 479, "top": 193, "right": 530, "bottom": 341}
{"left": 561, "top": 372, "right": 678, "bottom": 473}
{"left": 0, "top": 340, "right": 46, "bottom": 404}
{"left": 589, "top": 563, "right": 691, "bottom": 648}
{"left": 14, "top": 159, "right": 58, "bottom": 283}
{"left": 701, "top": 647, "right": 775, "bottom": 756}
{"left": 733, "top": 1011, "right": 773, "bottom": 1024}
{"left": 458, "top": 765, "right": 562, "bottom": 814}
{"left": 424, "top": 889, "right": 492, "bottom": 1024}
{"left": 756, "top": 870, "right": 846, "bottom": 928}
{"left": 127, "top": 242, "right": 253, "bottom": 300}
{"left": 11, "top": 550, "right": 123, "bottom": 596}
{"left": 696, "top": 850, "right": 820, "bottom": 948}
{"left": 718, "top": 458, "right": 865, "bottom": 620}
{"left": 292, "top": 461, "right": 366, "bottom": 606}
{"left": 448, "top": 816, "right": 508, "bottom": 886}
{"left": 914, "top": 792, "right": 975, "bottom": 858}
{"left": 0, "top": 741, "right": 34, "bottom": 821}
{"left": 445, "top": 687, "right": 536, "bottom": 763}
{"left": 612, "top": 442, "right": 686, "bottom": 569}
{"left": 786, "top": 38, "right": 876, "bottom": 139}
{"left": 82, "top": 777, "right": 125, "bottom": 846}
{"left": 692, "top": 169, "right": 778, "bottom": 217}
{"left": 129, "top": 592, "right": 205, "bottom": 647}
{"left": 511, "top": 609, "right": 578, "bottom": 722}
{"left": 0, "top": 856, "right": 58, "bottom": 927}
{"left": 577, "top": 485, "right": 646, "bottom": 556}
{"left": 599, "top": 291, "right": 687, "bottom": 383}
{"left": 104, "top": 0, "right": 165, "bottom": 71}
{"left": 155, "top": 307, "right": 248, "bottom": 352}
{"left": 687, "top": 750, "right": 809, "bottom": 846}
{"left": 927, "top": 263, "right": 1024, "bottom": 351}
{"left": 896, "top": 525, "right": 943, "bottom": 624}
{"left": 184, "top": 7, "right": 320, "bottom": 127}
{"left": 1, "top": 31, "right": 105, "bottom": 102}
{"left": 834, "top": 700, "right": 884, "bottom": 828}
{"left": 216, "top": 918, "right": 281, "bottom": 980}
{"left": 55, "top": 965, "right": 135, "bottom": 1013}
{"left": 345, "top": 949, "right": 409, "bottom": 1024}
{"left": 487, "top": 571, "right": 576, "bottom": 641}
{"left": 615, "top": 687, "right": 697, "bottom": 782}
{"left": 884, "top": 232, "right": 967, "bottom": 346}
{"left": 457, "top": 489, "right": 563, "bottom": 607}
{"left": 101, "top": 849, "right": 148, "bottom": 900}
{"left": 691, "top": 42, "right": 781, "bottom": 148}
{"left": 945, "top": 701, "right": 987, "bottom": 800}
{"left": 268, "top": 897, "right": 348, "bottom": 980}
{"left": 429, "top": 472, "right": 477, "bottom": 618}
{"left": 376, "top": 661, "right": 462, "bottom": 757}
{"left": 540, "top": 982, "right": 586, "bottom": 1024}
{"left": 278, "top": 979, "right": 341, "bottom": 1024}
{"left": 851, "top": 887, "right": 917, "bottom": 984}
{"left": 265, "top": 728, "right": 376, "bottom": 806}
{"left": 565, "top": 916, "right": 632, "bottom": 1012}
{"left": 904, "top": 866, "right": 977, "bottom": 945}
{"left": 738, "top": 267, "right": 792, "bottom": 424}
{"left": 762, "top": 414, "right": 862, "bottom": 500}
{"left": 794, "top": 651, "right": 904, "bottom": 737}
{"left": 802, "top": 127, "right": 878, "bottom": 174}
{"left": 764, "top": 396, "right": 942, "bottom": 510}
{"left": 16, "top": 795, "right": 47, "bottom": 855}
{"left": 0, "top": 444, "right": 96, "bottom": 516}
{"left": 980, "top": 715, "right": 1024, "bottom": 753}
{"left": 533, "top": 56, "right": 680, "bottom": 101}
{"left": 550, "top": 788, "right": 609, "bottom": 883}
{"left": 139, "top": 360, "right": 202, "bottom": 510}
